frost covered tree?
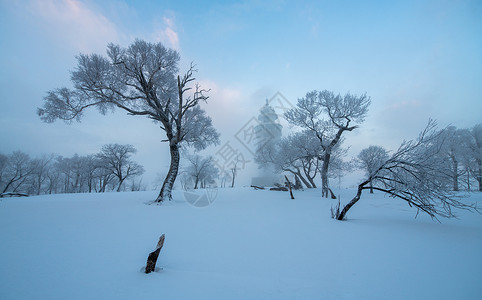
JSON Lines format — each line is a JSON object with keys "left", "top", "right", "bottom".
{"left": 37, "top": 40, "right": 219, "bottom": 202}
{"left": 0, "top": 151, "right": 36, "bottom": 194}
{"left": 0, "top": 153, "right": 8, "bottom": 191}
{"left": 255, "top": 130, "right": 321, "bottom": 189}
{"left": 97, "top": 144, "right": 144, "bottom": 192}
{"left": 464, "top": 124, "right": 482, "bottom": 191}
{"left": 357, "top": 145, "right": 389, "bottom": 193}
{"left": 285, "top": 90, "right": 370, "bottom": 198}
{"left": 335, "top": 121, "right": 479, "bottom": 221}
{"left": 184, "top": 154, "right": 218, "bottom": 189}
{"left": 31, "top": 154, "right": 55, "bottom": 195}
{"left": 438, "top": 126, "right": 466, "bottom": 191}
{"left": 255, "top": 129, "right": 349, "bottom": 189}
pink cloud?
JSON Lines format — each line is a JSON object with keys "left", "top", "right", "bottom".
{"left": 27, "top": 0, "right": 120, "bottom": 52}
{"left": 154, "top": 15, "right": 180, "bottom": 51}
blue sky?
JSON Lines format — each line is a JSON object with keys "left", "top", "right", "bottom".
{"left": 1, "top": 0, "right": 481, "bottom": 187}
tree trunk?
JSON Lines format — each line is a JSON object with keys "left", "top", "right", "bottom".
{"left": 320, "top": 124, "right": 353, "bottom": 199}
{"left": 321, "top": 155, "right": 330, "bottom": 198}
{"left": 467, "top": 171, "right": 471, "bottom": 191}
{"left": 116, "top": 178, "right": 125, "bottom": 192}
{"left": 231, "top": 171, "right": 235, "bottom": 188}
{"left": 321, "top": 154, "right": 336, "bottom": 199}
{"left": 194, "top": 176, "right": 199, "bottom": 189}
{"left": 302, "top": 163, "right": 317, "bottom": 188}
{"left": 452, "top": 157, "right": 459, "bottom": 191}
{"left": 478, "top": 160, "right": 482, "bottom": 192}
{"left": 156, "top": 144, "right": 180, "bottom": 202}
{"left": 297, "top": 171, "right": 312, "bottom": 188}
{"left": 369, "top": 181, "right": 373, "bottom": 194}
{"left": 306, "top": 175, "right": 317, "bottom": 188}
{"left": 337, "top": 181, "right": 368, "bottom": 220}
{"left": 294, "top": 174, "right": 303, "bottom": 190}
{"left": 284, "top": 175, "right": 294, "bottom": 199}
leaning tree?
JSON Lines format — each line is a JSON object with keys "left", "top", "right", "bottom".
{"left": 334, "top": 120, "right": 479, "bottom": 221}
{"left": 38, "top": 40, "right": 219, "bottom": 202}
{"left": 285, "top": 90, "right": 370, "bottom": 198}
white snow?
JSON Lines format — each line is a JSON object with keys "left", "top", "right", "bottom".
{"left": 1, "top": 188, "right": 481, "bottom": 299}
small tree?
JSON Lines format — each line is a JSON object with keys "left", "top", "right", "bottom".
{"left": 184, "top": 154, "right": 218, "bottom": 189}
{"left": 357, "top": 145, "right": 389, "bottom": 193}
{"left": 97, "top": 144, "right": 144, "bottom": 192}
{"left": 38, "top": 40, "right": 219, "bottom": 202}
{"left": 285, "top": 90, "right": 370, "bottom": 199}
{"left": 335, "top": 121, "right": 479, "bottom": 221}
{"left": 229, "top": 155, "right": 243, "bottom": 188}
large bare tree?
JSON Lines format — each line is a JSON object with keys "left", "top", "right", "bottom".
{"left": 285, "top": 90, "right": 370, "bottom": 198}
{"left": 335, "top": 121, "right": 479, "bottom": 221}
{"left": 38, "top": 40, "right": 219, "bottom": 202}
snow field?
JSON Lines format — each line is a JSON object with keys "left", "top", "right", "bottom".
{"left": 0, "top": 188, "right": 481, "bottom": 299}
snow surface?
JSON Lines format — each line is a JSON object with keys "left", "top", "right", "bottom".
{"left": 1, "top": 188, "right": 481, "bottom": 299}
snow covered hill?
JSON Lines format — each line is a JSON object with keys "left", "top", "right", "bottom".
{"left": 1, "top": 188, "right": 481, "bottom": 299}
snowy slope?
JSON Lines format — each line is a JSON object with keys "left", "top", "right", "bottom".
{"left": 0, "top": 188, "right": 481, "bottom": 300}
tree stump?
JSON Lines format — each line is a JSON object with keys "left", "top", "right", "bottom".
{"left": 145, "top": 234, "right": 165, "bottom": 274}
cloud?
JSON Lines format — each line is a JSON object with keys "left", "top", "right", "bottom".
{"left": 26, "top": 0, "right": 121, "bottom": 52}
{"left": 154, "top": 14, "right": 180, "bottom": 51}
{"left": 195, "top": 79, "right": 246, "bottom": 133}
{"left": 384, "top": 100, "right": 422, "bottom": 111}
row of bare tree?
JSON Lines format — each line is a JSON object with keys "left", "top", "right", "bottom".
{"left": 357, "top": 124, "right": 482, "bottom": 194}
{"left": 0, "top": 144, "right": 144, "bottom": 196}
{"left": 256, "top": 90, "right": 481, "bottom": 196}
{"left": 256, "top": 88, "right": 480, "bottom": 220}
{"left": 35, "top": 38, "right": 480, "bottom": 220}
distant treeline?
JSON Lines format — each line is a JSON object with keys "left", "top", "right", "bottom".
{"left": 0, "top": 144, "right": 145, "bottom": 196}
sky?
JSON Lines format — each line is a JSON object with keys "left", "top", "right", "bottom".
{"left": 1, "top": 0, "right": 481, "bottom": 188}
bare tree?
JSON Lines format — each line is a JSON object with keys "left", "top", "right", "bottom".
{"left": 464, "top": 124, "right": 482, "bottom": 191}
{"left": 229, "top": 155, "right": 242, "bottom": 188}
{"left": 1, "top": 151, "right": 36, "bottom": 194}
{"left": 335, "top": 120, "right": 479, "bottom": 221}
{"left": 97, "top": 144, "right": 144, "bottom": 192}
{"left": 0, "top": 153, "right": 8, "bottom": 191}
{"left": 357, "top": 145, "right": 389, "bottom": 193}
{"left": 285, "top": 90, "right": 370, "bottom": 198}
{"left": 184, "top": 154, "right": 218, "bottom": 189}
{"left": 31, "top": 154, "right": 55, "bottom": 195}
{"left": 437, "top": 126, "right": 468, "bottom": 191}
{"left": 255, "top": 130, "right": 323, "bottom": 189}
{"left": 38, "top": 40, "right": 219, "bottom": 202}
{"left": 45, "top": 156, "right": 62, "bottom": 194}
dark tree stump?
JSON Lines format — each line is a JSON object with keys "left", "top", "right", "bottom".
{"left": 270, "top": 187, "right": 288, "bottom": 191}
{"left": 250, "top": 185, "right": 265, "bottom": 190}
{"left": 145, "top": 234, "right": 165, "bottom": 274}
